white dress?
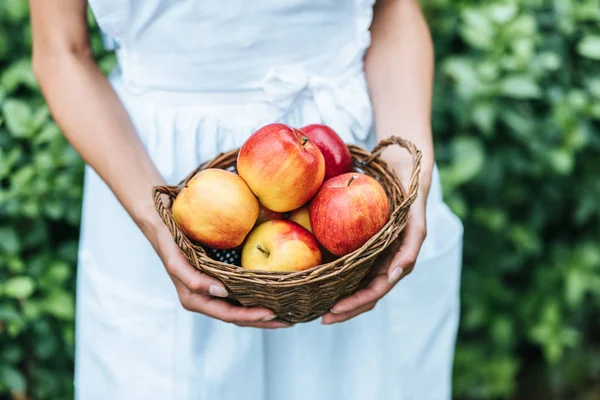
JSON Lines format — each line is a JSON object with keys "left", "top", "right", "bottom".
{"left": 77, "top": 1, "right": 464, "bottom": 399}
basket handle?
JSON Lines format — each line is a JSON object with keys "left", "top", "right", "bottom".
{"left": 363, "top": 136, "right": 422, "bottom": 210}
{"left": 152, "top": 185, "right": 180, "bottom": 232}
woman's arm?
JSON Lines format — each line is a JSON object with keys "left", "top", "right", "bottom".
{"left": 323, "top": 0, "right": 433, "bottom": 324}
{"left": 29, "top": 0, "right": 284, "bottom": 328}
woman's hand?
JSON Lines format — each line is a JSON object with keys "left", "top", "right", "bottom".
{"left": 321, "top": 146, "right": 431, "bottom": 325}
{"left": 150, "top": 214, "right": 291, "bottom": 329}
{"left": 321, "top": 191, "right": 427, "bottom": 325}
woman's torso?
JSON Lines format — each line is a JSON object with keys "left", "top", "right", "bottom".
{"left": 93, "top": 0, "right": 374, "bottom": 94}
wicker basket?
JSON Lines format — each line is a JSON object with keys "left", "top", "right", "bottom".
{"left": 153, "top": 136, "right": 421, "bottom": 324}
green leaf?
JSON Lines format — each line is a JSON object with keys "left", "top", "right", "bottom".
{"left": 471, "top": 102, "right": 496, "bottom": 135}
{"left": 461, "top": 9, "right": 494, "bottom": 49}
{"left": 0, "top": 225, "right": 21, "bottom": 253}
{"left": 565, "top": 269, "right": 588, "bottom": 307}
{"left": 537, "top": 52, "right": 561, "bottom": 71}
{"left": 44, "top": 200, "right": 64, "bottom": 220}
{"left": 0, "top": 365, "right": 26, "bottom": 392}
{"left": 0, "top": 147, "right": 22, "bottom": 178}
{"left": 451, "top": 136, "right": 485, "bottom": 184}
{"left": 549, "top": 148, "right": 574, "bottom": 175}
{"left": 44, "top": 290, "right": 75, "bottom": 320}
{"left": 31, "top": 105, "right": 50, "bottom": 131}
{"left": 0, "top": 304, "right": 20, "bottom": 321}
{"left": 2, "top": 276, "right": 35, "bottom": 298}
{"left": 11, "top": 164, "right": 35, "bottom": 189}
{"left": 578, "top": 35, "right": 600, "bottom": 60}
{"left": 47, "top": 261, "right": 71, "bottom": 284}
{"left": 2, "top": 0, "right": 29, "bottom": 22}
{"left": 500, "top": 76, "right": 541, "bottom": 99}
{"left": 488, "top": 3, "right": 518, "bottom": 24}
{"left": 588, "top": 78, "right": 600, "bottom": 98}
{"left": 6, "top": 255, "right": 25, "bottom": 273}
{"left": 0, "top": 59, "right": 37, "bottom": 93}
{"left": 33, "top": 122, "right": 61, "bottom": 145}
{"left": 2, "top": 99, "right": 33, "bottom": 138}
{"left": 506, "top": 14, "right": 537, "bottom": 37}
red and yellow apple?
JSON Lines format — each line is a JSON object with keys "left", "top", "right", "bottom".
{"left": 241, "top": 220, "right": 322, "bottom": 272}
{"left": 172, "top": 168, "right": 259, "bottom": 249}
{"left": 300, "top": 124, "right": 353, "bottom": 180}
{"left": 256, "top": 205, "right": 285, "bottom": 225}
{"left": 237, "top": 123, "right": 325, "bottom": 212}
{"left": 287, "top": 204, "right": 311, "bottom": 232}
{"left": 309, "top": 173, "right": 390, "bottom": 257}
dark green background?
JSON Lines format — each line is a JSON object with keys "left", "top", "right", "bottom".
{"left": 1, "top": 0, "right": 599, "bottom": 398}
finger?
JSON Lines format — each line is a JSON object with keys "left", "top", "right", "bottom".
{"left": 369, "top": 236, "right": 401, "bottom": 275}
{"left": 181, "top": 293, "right": 276, "bottom": 323}
{"left": 167, "top": 253, "right": 229, "bottom": 297}
{"left": 322, "top": 301, "right": 377, "bottom": 325}
{"left": 330, "top": 273, "right": 390, "bottom": 314}
{"left": 386, "top": 218, "right": 426, "bottom": 283}
{"left": 234, "top": 321, "right": 293, "bottom": 329}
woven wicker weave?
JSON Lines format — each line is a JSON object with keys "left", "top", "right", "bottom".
{"left": 153, "top": 136, "right": 421, "bottom": 323}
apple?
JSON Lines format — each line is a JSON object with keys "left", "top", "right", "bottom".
{"left": 287, "top": 204, "right": 312, "bottom": 232}
{"left": 241, "top": 220, "right": 322, "bottom": 272}
{"left": 300, "top": 124, "right": 353, "bottom": 180}
{"left": 256, "top": 205, "right": 285, "bottom": 225}
{"left": 309, "top": 173, "right": 390, "bottom": 257}
{"left": 172, "top": 168, "right": 259, "bottom": 249}
{"left": 237, "top": 123, "right": 325, "bottom": 212}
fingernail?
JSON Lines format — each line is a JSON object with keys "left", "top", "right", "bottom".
{"left": 262, "top": 314, "right": 277, "bottom": 322}
{"left": 388, "top": 267, "right": 404, "bottom": 284}
{"left": 209, "top": 284, "right": 228, "bottom": 298}
{"left": 330, "top": 308, "right": 342, "bottom": 314}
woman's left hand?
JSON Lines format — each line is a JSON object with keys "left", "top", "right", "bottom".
{"left": 321, "top": 165, "right": 429, "bottom": 325}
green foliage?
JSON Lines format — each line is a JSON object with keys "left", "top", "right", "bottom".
{"left": 0, "top": 1, "right": 113, "bottom": 398}
{"left": 1, "top": 0, "right": 599, "bottom": 398}
{"left": 425, "top": 0, "right": 600, "bottom": 397}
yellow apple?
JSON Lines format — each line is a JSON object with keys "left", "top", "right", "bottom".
{"left": 241, "top": 220, "right": 322, "bottom": 272}
{"left": 173, "top": 168, "right": 259, "bottom": 249}
{"left": 287, "top": 205, "right": 312, "bottom": 232}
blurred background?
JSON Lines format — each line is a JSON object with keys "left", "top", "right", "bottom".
{"left": 0, "top": 0, "right": 599, "bottom": 398}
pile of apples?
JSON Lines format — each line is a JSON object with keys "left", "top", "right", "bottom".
{"left": 172, "top": 123, "right": 390, "bottom": 272}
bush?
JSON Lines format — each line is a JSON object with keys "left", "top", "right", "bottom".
{"left": 0, "top": 3, "right": 112, "bottom": 399}
{"left": 0, "top": 0, "right": 599, "bottom": 398}
{"left": 425, "top": 0, "right": 600, "bottom": 398}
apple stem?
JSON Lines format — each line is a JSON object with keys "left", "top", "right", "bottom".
{"left": 256, "top": 245, "right": 270, "bottom": 257}
{"left": 347, "top": 175, "right": 358, "bottom": 186}
{"left": 301, "top": 136, "right": 309, "bottom": 146}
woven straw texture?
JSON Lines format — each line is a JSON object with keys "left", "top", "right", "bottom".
{"left": 153, "top": 136, "right": 421, "bottom": 323}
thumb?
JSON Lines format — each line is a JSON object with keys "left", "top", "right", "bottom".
{"left": 387, "top": 216, "right": 427, "bottom": 284}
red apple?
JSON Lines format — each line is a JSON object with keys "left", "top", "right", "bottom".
{"left": 309, "top": 173, "right": 389, "bottom": 257}
{"left": 256, "top": 205, "right": 285, "bottom": 225}
{"left": 173, "top": 168, "right": 259, "bottom": 249}
{"left": 287, "top": 204, "right": 312, "bottom": 232}
{"left": 241, "top": 220, "right": 322, "bottom": 272}
{"left": 300, "top": 124, "right": 353, "bottom": 180}
{"left": 237, "top": 123, "right": 325, "bottom": 213}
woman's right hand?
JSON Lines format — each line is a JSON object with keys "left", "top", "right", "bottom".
{"left": 151, "top": 215, "right": 290, "bottom": 329}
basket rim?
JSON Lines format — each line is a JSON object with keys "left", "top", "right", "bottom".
{"left": 153, "top": 136, "right": 421, "bottom": 286}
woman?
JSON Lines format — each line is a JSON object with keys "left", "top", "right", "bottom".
{"left": 30, "top": 0, "right": 463, "bottom": 399}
